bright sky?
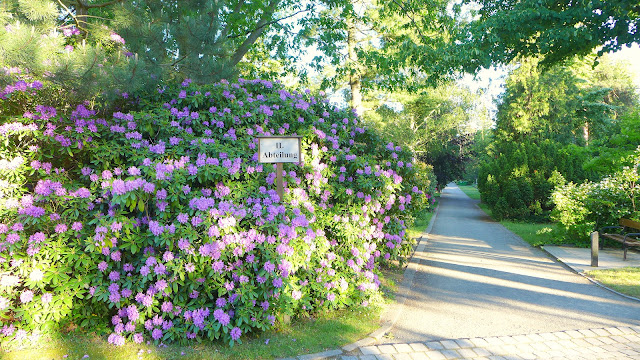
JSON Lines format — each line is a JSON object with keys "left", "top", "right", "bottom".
{"left": 610, "top": 43, "right": 640, "bottom": 88}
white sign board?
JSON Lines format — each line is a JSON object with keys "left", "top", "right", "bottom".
{"left": 258, "top": 136, "right": 302, "bottom": 163}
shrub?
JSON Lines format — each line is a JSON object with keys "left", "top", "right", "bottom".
{"left": 0, "top": 77, "right": 429, "bottom": 347}
{"left": 551, "top": 147, "right": 640, "bottom": 244}
{"left": 478, "top": 139, "right": 590, "bottom": 221}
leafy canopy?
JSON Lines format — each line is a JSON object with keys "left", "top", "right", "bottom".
{"left": 453, "top": 0, "right": 640, "bottom": 71}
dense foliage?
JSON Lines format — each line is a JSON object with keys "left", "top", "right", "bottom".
{"left": 551, "top": 148, "right": 640, "bottom": 244}
{"left": 368, "top": 84, "right": 480, "bottom": 187}
{"left": 478, "top": 140, "right": 588, "bottom": 220}
{"left": 0, "top": 76, "right": 433, "bottom": 347}
{"left": 453, "top": 0, "right": 640, "bottom": 71}
{"left": 477, "top": 57, "right": 638, "bottom": 221}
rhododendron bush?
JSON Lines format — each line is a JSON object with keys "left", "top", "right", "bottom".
{"left": 0, "top": 76, "right": 432, "bottom": 347}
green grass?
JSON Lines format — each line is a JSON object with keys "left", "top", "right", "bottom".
{"left": 586, "top": 267, "right": 640, "bottom": 298}
{"left": 2, "top": 306, "right": 382, "bottom": 360}
{"left": 457, "top": 185, "right": 481, "bottom": 201}
{"left": 477, "top": 199, "right": 561, "bottom": 247}
{"left": 501, "top": 221, "right": 560, "bottom": 247}
{"left": 407, "top": 209, "right": 435, "bottom": 239}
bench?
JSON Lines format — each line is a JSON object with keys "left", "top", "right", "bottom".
{"left": 599, "top": 218, "right": 640, "bottom": 260}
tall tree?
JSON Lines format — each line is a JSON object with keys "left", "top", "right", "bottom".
{"left": 369, "top": 84, "right": 478, "bottom": 186}
{"left": 301, "top": 0, "right": 454, "bottom": 114}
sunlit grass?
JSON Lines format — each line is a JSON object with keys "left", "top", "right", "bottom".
{"left": 407, "top": 210, "right": 435, "bottom": 239}
{"left": 501, "top": 221, "right": 561, "bottom": 247}
{"left": 2, "top": 306, "right": 382, "bottom": 360}
{"left": 477, "top": 202, "right": 561, "bottom": 247}
{"left": 457, "top": 185, "right": 481, "bottom": 201}
{"left": 586, "top": 267, "right": 640, "bottom": 298}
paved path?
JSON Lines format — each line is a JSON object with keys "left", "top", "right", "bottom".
{"left": 326, "top": 184, "right": 640, "bottom": 360}
{"left": 386, "top": 184, "right": 640, "bottom": 343}
{"left": 342, "top": 326, "right": 640, "bottom": 359}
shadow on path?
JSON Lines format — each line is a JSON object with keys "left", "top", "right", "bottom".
{"left": 385, "top": 184, "right": 640, "bottom": 343}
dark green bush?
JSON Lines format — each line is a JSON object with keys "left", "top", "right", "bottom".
{"left": 478, "top": 140, "right": 590, "bottom": 221}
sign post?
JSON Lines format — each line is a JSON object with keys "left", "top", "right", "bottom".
{"left": 258, "top": 136, "right": 302, "bottom": 201}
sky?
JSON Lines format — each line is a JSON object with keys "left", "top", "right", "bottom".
{"left": 609, "top": 43, "right": 640, "bottom": 88}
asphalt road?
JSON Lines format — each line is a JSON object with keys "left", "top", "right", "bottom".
{"left": 384, "top": 183, "right": 640, "bottom": 344}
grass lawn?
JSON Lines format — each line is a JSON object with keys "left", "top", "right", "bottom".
{"left": 501, "top": 218, "right": 560, "bottom": 247}
{"left": 2, "top": 305, "right": 382, "bottom": 360}
{"left": 407, "top": 209, "right": 435, "bottom": 239}
{"left": 457, "top": 185, "right": 481, "bottom": 201}
{"left": 586, "top": 267, "right": 640, "bottom": 299}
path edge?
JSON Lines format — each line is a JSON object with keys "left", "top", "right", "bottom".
{"left": 342, "top": 201, "right": 441, "bottom": 352}
{"left": 277, "top": 203, "right": 441, "bottom": 360}
{"left": 539, "top": 248, "right": 640, "bottom": 304}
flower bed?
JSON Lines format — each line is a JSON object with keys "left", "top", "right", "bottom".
{"left": 0, "top": 78, "right": 432, "bottom": 346}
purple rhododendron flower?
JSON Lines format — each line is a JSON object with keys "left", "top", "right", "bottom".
{"left": 230, "top": 327, "right": 242, "bottom": 341}
{"left": 112, "top": 179, "right": 126, "bottom": 195}
{"left": 98, "top": 262, "right": 108, "bottom": 272}
{"left": 213, "top": 309, "right": 230, "bottom": 326}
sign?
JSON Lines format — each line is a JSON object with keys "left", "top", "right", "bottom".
{"left": 257, "top": 136, "right": 303, "bottom": 202}
{"left": 258, "top": 136, "right": 302, "bottom": 163}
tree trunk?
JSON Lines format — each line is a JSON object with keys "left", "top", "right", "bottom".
{"left": 583, "top": 122, "right": 590, "bottom": 146}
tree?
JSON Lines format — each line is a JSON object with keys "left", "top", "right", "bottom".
{"left": 110, "top": 0, "right": 310, "bottom": 84}
{"left": 453, "top": 0, "right": 640, "bottom": 72}
{"left": 477, "top": 55, "right": 639, "bottom": 220}
{"left": 368, "top": 84, "right": 478, "bottom": 186}
{"left": 301, "top": 0, "right": 454, "bottom": 114}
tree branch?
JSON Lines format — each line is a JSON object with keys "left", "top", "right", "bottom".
{"left": 229, "top": 0, "right": 281, "bottom": 68}
{"left": 218, "top": 0, "right": 246, "bottom": 41}
{"left": 226, "top": 6, "right": 313, "bottom": 40}
{"left": 390, "top": 0, "right": 427, "bottom": 40}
